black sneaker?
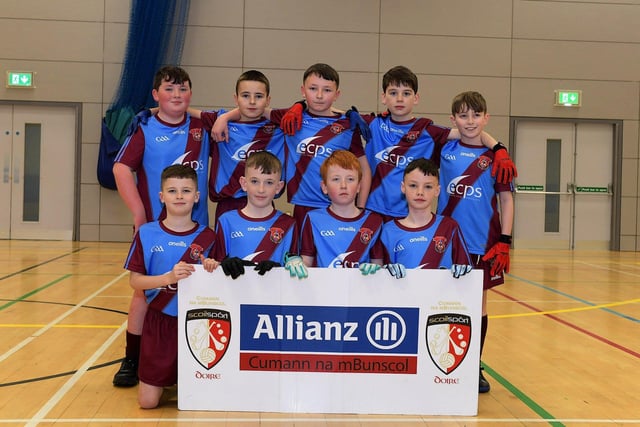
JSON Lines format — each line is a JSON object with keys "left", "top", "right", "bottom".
{"left": 112, "top": 358, "right": 138, "bottom": 387}
{"left": 479, "top": 366, "right": 490, "bottom": 393}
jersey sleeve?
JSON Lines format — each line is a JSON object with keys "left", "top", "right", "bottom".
{"left": 114, "top": 128, "right": 145, "bottom": 170}
{"left": 123, "top": 232, "right": 146, "bottom": 274}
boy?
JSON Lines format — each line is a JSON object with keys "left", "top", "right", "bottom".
{"left": 112, "top": 66, "right": 212, "bottom": 387}
{"left": 438, "top": 91, "right": 514, "bottom": 393}
{"left": 212, "top": 151, "right": 307, "bottom": 280}
{"left": 378, "top": 158, "right": 473, "bottom": 279}
{"left": 341, "top": 65, "right": 515, "bottom": 221}
{"left": 212, "top": 63, "right": 372, "bottom": 230}
{"left": 123, "top": 164, "right": 218, "bottom": 409}
{"left": 196, "top": 70, "right": 286, "bottom": 224}
{"left": 299, "top": 150, "right": 384, "bottom": 270}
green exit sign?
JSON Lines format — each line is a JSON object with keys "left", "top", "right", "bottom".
{"left": 555, "top": 90, "right": 581, "bottom": 107}
{"left": 6, "top": 71, "right": 35, "bottom": 88}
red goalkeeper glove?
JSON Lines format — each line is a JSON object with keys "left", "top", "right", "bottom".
{"left": 280, "top": 100, "right": 306, "bottom": 135}
{"left": 482, "top": 236, "right": 511, "bottom": 276}
{"left": 491, "top": 143, "right": 518, "bottom": 184}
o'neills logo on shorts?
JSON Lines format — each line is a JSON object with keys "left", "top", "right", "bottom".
{"left": 425, "top": 313, "right": 471, "bottom": 375}
{"left": 185, "top": 308, "right": 231, "bottom": 370}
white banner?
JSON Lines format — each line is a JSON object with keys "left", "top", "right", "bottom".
{"left": 178, "top": 267, "right": 482, "bottom": 415}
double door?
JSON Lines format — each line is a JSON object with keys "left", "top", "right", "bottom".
{"left": 0, "top": 104, "right": 77, "bottom": 240}
{"left": 512, "top": 119, "right": 620, "bottom": 250}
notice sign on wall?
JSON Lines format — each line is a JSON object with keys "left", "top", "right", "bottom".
{"left": 178, "top": 267, "right": 482, "bottom": 415}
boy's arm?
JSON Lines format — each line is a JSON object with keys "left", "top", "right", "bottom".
{"left": 113, "top": 162, "right": 147, "bottom": 233}
{"left": 210, "top": 107, "right": 274, "bottom": 142}
{"left": 356, "top": 155, "right": 372, "bottom": 209}
{"left": 129, "top": 262, "right": 195, "bottom": 291}
{"left": 301, "top": 255, "right": 314, "bottom": 268}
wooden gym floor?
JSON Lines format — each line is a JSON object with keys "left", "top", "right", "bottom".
{"left": 0, "top": 240, "right": 638, "bottom": 426}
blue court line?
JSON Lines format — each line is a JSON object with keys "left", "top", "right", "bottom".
{"left": 505, "top": 273, "right": 639, "bottom": 323}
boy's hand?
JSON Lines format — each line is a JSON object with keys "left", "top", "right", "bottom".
{"left": 254, "top": 260, "right": 280, "bottom": 276}
{"left": 345, "top": 106, "right": 371, "bottom": 143}
{"left": 284, "top": 253, "right": 308, "bottom": 279}
{"left": 451, "top": 264, "right": 473, "bottom": 278}
{"left": 385, "top": 263, "right": 407, "bottom": 279}
{"left": 170, "top": 261, "right": 195, "bottom": 282}
{"left": 492, "top": 144, "right": 518, "bottom": 184}
{"left": 211, "top": 116, "right": 229, "bottom": 142}
{"left": 201, "top": 256, "right": 219, "bottom": 273}
{"left": 482, "top": 241, "right": 510, "bottom": 276}
{"left": 280, "top": 100, "right": 306, "bottom": 135}
{"left": 359, "top": 262, "right": 381, "bottom": 276}
{"left": 220, "top": 257, "right": 253, "bottom": 279}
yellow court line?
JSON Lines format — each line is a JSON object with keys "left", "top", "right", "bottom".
{"left": 490, "top": 298, "right": 640, "bottom": 319}
{"left": 0, "top": 324, "right": 121, "bottom": 329}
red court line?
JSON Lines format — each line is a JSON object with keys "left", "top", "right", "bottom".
{"left": 491, "top": 288, "right": 640, "bottom": 359}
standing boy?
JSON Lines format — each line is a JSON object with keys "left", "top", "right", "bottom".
{"left": 123, "top": 164, "right": 218, "bottom": 409}
{"left": 359, "top": 66, "right": 515, "bottom": 221}
{"left": 438, "top": 91, "right": 514, "bottom": 393}
{"left": 299, "top": 150, "right": 384, "bottom": 270}
{"left": 212, "top": 151, "right": 307, "bottom": 280}
{"left": 112, "top": 66, "right": 211, "bottom": 387}
{"left": 212, "top": 63, "right": 372, "bottom": 230}
{"left": 378, "top": 158, "right": 473, "bottom": 279}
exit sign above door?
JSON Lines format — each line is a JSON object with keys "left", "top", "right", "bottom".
{"left": 554, "top": 90, "right": 581, "bottom": 107}
{"left": 6, "top": 71, "right": 35, "bottom": 88}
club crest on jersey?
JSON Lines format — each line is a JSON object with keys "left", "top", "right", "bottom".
{"left": 330, "top": 123, "right": 345, "bottom": 134}
{"left": 426, "top": 313, "right": 471, "bottom": 375}
{"left": 432, "top": 236, "right": 447, "bottom": 253}
{"left": 185, "top": 308, "right": 231, "bottom": 370}
{"left": 404, "top": 131, "right": 420, "bottom": 143}
{"left": 262, "top": 123, "right": 276, "bottom": 134}
{"left": 189, "top": 243, "right": 204, "bottom": 261}
{"left": 269, "top": 227, "right": 284, "bottom": 244}
{"left": 477, "top": 155, "right": 491, "bottom": 171}
{"left": 190, "top": 128, "right": 202, "bottom": 142}
{"left": 359, "top": 227, "right": 373, "bottom": 244}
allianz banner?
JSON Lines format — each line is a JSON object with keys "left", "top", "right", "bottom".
{"left": 178, "top": 267, "right": 482, "bottom": 415}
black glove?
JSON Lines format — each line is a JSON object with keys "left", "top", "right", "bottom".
{"left": 254, "top": 260, "right": 281, "bottom": 275}
{"left": 345, "top": 106, "right": 371, "bottom": 143}
{"left": 220, "top": 257, "right": 253, "bottom": 280}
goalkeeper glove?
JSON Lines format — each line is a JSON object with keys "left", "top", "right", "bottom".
{"left": 451, "top": 264, "right": 473, "bottom": 279}
{"left": 491, "top": 143, "right": 518, "bottom": 184}
{"left": 385, "top": 263, "right": 407, "bottom": 279}
{"left": 254, "top": 260, "right": 280, "bottom": 276}
{"left": 284, "top": 253, "right": 308, "bottom": 279}
{"left": 220, "top": 257, "right": 253, "bottom": 280}
{"left": 280, "top": 100, "right": 306, "bottom": 135}
{"left": 359, "top": 262, "right": 381, "bottom": 276}
{"left": 345, "top": 106, "right": 371, "bottom": 143}
{"left": 482, "top": 236, "right": 511, "bottom": 276}
{"left": 126, "top": 109, "right": 152, "bottom": 137}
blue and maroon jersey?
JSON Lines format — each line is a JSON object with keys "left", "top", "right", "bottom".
{"left": 379, "top": 214, "right": 471, "bottom": 270}
{"left": 124, "top": 221, "right": 214, "bottom": 316}
{"left": 270, "top": 109, "right": 365, "bottom": 209}
{"left": 437, "top": 140, "right": 514, "bottom": 255}
{"left": 364, "top": 115, "right": 450, "bottom": 218}
{"left": 300, "top": 207, "right": 384, "bottom": 268}
{"left": 201, "top": 111, "right": 285, "bottom": 202}
{"left": 212, "top": 208, "right": 298, "bottom": 263}
{"left": 115, "top": 113, "right": 211, "bottom": 225}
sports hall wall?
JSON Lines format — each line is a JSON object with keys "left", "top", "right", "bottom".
{"left": 0, "top": 0, "right": 639, "bottom": 250}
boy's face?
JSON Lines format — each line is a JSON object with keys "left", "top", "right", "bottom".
{"left": 159, "top": 177, "right": 199, "bottom": 216}
{"left": 321, "top": 165, "right": 361, "bottom": 208}
{"left": 381, "top": 83, "right": 419, "bottom": 122}
{"left": 301, "top": 73, "right": 340, "bottom": 116}
{"left": 401, "top": 169, "right": 440, "bottom": 212}
{"left": 451, "top": 107, "right": 489, "bottom": 142}
{"left": 234, "top": 80, "right": 270, "bottom": 121}
{"left": 152, "top": 79, "right": 192, "bottom": 120}
{"left": 239, "top": 166, "right": 284, "bottom": 210}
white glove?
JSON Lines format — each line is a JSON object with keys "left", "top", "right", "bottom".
{"left": 451, "top": 264, "right": 473, "bottom": 278}
{"left": 284, "top": 253, "right": 308, "bottom": 279}
{"left": 385, "top": 263, "right": 407, "bottom": 279}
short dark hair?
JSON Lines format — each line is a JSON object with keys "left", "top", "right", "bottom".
{"left": 161, "top": 164, "right": 198, "bottom": 188}
{"left": 383, "top": 66, "right": 418, "bottom": 93}
{"left": 245, "top": 151, "right": 282, "bottom": 176}
{"left": 451, "top": 91, "right": 488, "bottom": 115}
{"left": 403, "top": 158, "right": 439, "bottom": 180}
{"left": 153, "top": 66, "right": 192, "bottom": 91}
{"left": 236, "top": 69, "right": 270, "bottom": 95}
{"left": 303, "top": 63, "right": 339, "bottom": 88}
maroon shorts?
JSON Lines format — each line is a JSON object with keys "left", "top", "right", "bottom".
{"left": 470, "top": 253, "right": 505, "bottom": 290}
{"left": 138, "top": 308, "right": 178, "bottom": 387}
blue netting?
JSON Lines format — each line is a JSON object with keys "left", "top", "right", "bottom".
{"left": 98, "top": 0, "right": 190, "bottom": 189}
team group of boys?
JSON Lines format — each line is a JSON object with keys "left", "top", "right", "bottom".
{"left": 111, "top": 63, "right": 516, "bottom": 409}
